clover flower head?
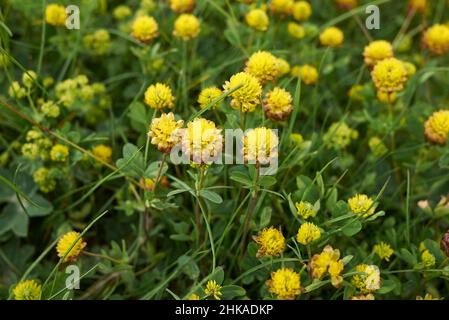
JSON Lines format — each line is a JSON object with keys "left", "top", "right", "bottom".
{"left": 253, "top": 226, "right": 286, "bottom": 258}
{"left": 368, "top": 137, "right": 388, "bottom": 157}
{"left": 50, "top": 144, "right": 69, "bottom": 162}
{"left": 424, "top": 110, "right": 449, "bottom": 145}
{"left": 363, "top": 40, "right": 394, "bottom": 67}
{"left": 325, "top": 122, "right": 358, "bottom": 149}
{"left": 373, "top": 242, "right": 394, "bottom": 261}
{"left": 45, "top": 4, "right": 67, "bottom": 26}
{"left": 246, "top": 9, "right": 269, "bottom": 31}
{"left": 198, "top": 87, "right": 222, "bottom": 109}
{"left": 299, "top": 64, "right": 319, "bottom": 85}
{"left": 352, "top": 264, "right": 381, "bottom": 293}
{"left": 144, "top": 83, "right": 175, "bottom": 110}
{"left": 263, "top": 87, "right": 292, "bottom": 121}
{"left": 371, "top": 58, "right": 408, "bottom": 93}
{"left": 12, "top": 280, "right": 41, "bottom": 300}
{"left": 223, "top": 72, "right": 262, "bottom": 112}
{"left": 149, "top": 112, "right": 184, "bottom": 153}
{"left": 292, "top": 1, "right": 312, "bottom": 21}
{"left": 131, "top": 15, "right": 159, "bottom": 43}
{"left": 421, "top": 249, "right": 436, "bottom": 268}
{"left": 173, "top": 14, "right": 201, "bottom": 40}
{"left": 242, "top": 127, "right": 278, "bottom": 164}
{"left": 56, "top": 231, "right": 87, "bottom": 262}
{"left": 33, "top": 167, "right": 56, "bottom": 193}
{"left": 320, "top": 27, "right": 344, "bottom": 48}
{"left": 423, "top": 24, "right": 449, "bottom": 55}
{"left": 288, "top": 22, "right": 306, "bottom": 39}
{"left": 204, "top": 280, "right": 222, "bottom": 300}
{"left": 348, "top": 194, "right": 376, "bottom": 217}
{"left": 269, "top": 0, "right": 294, "bottom": 16}
{"left": 92, "top": 144, "right": 113, "bottom": 163}
{"left": 310, "top": 245, "right": 345, "bottom": 287}
{"left": 295, "top": 201, "right": 317, "bottom": 219}
{"left": 275, "top": 58, "right": 291, "bottom": 77}
{"left": 169, "top": 0, "right": 195, "bottom": 14}
{"left": 266, "top": 268, "right": 301, "bottom": 300}
{"left": 245, "top": 51, "right": 280, "bottom": 84}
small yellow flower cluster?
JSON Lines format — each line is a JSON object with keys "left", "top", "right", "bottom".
{"left": 287, "top": 22, "right": 306, "bottom": 39}
{"left": 45, "top": 4, "right": 67, "bottom": 27}
{"left": 263, "top": 87, "right": 293, "bottom": 121}
{"left": 292, "top": 1, "right": 312, "bottom": 22}
{"left": 309, "top": 245, "right": 345, "bottom": 287}
{"left": 348, "top": 194, "right": 376, "bottom": 217}
{"left": 223, "top": 72, "right": 262, "bottom": 112}
{"left": 324, "top": 122, "right": 358, "bottom": 149}
{"left": 298, "top": 64, "right": 319, "bottom": 85}
{"left": 113, "top": 5, "right": 132, "bottom": 20}
{"left": 242, "top": 127, "right": 278, "bottom": 164}
{"left": 144, "top": 83, "right": 175, "bottom": 110}
{"left": 148, "top": 112, "right": 184, "bottom": 153}
{"left": 173, "top": 14, "right": 201, "bottom": 40}
{"left": 373, "top": 242, "right": 394, "bottom": 261}
{"left": 253, "top": 226, "right": 286, "bottom": 258}
{"left": 270, "top": 0, "right": 294, "bottom": 16}
{"left": 348, "top": 84, "right": 364, "bottom": 101}
{"left": 8, "top": 70, "right": 38, "bottom": 99}
{"left": 368, "top": 137, "right": 388, "bottom": 157}
{"left": 83, "top": 29, "right": 111, "bottom": 55}
{"left": 169, "top": 0, "right": 195, "bottom": 14}
{"left": 21, "top": 129, "right": 52, "bottom": 161}
{"left": 12, "top": 280, "right": 42, "bottom": 300}
{"left": 296, "top": 222, "right": 321, "bottom": 245}
{"left": 198, "top": 87, "right": 222, "bottom": 109}
{"left": 132, "top": 15, "right": 159, "bottom": 43}
{"left": 423, "top": 24, "right": 449, "bottom": 55}
{"left": 371, "top": 58, "right": 408, "bottom": 93}
{"left": 56, "top": 231, "right": 87, "bottom": 262}
{"left": 351, "top": 264, "right": 381, "bottom": 293}
{"left": 419, "top": 243, "right": 436, "bottom": 268}
{"left": 245, "top": 51, "right": 281, "bottom": 84}
{"left": 424, "top": 110, "right": 449, "bottom": 145}
{"left": 295, "top": 201, "right": 317, "bottom": 219}
{"left": 40, "top": 100, "right": 60, "bottom": 118}
{"left": 33, "top": 167, "right": 56, "bottom": 193}
{"left": 266, "top": 268, "right": 301, "bottom": 300}
{"left": 363, "top": 40, "right": 394, "bottom": 67}
{"left": 246, "top": 9, "right": 269, "bottom": 32}
{"left": 204, "top": 280, "right": 222, "bottom": 300}
{"left": 50, "top": 144, "right": 69, "bottom": 162}
{"left": 92, "top": 144, "right": 113, "bottom": 163}
{"left": 320, "top": 27, "right": 344, "bottom": 48}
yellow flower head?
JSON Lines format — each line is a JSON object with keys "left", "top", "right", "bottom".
{"left": 276, "top": 58, "right": 291, "bottom": 77}
{"left": 92, "top": 144, "right": 113, "bottom": 163}
{"left": 292, "top": 1, "right": 312, "bottom": 21}
{"left": 290, "top": 133, "right": 304, "bottom": 146}
{"left": 421, "top": 249, "right": 436, "bottom": 267}
{"left": 242, "top": 127, "right": 278, "bottom": 164}
{"left": 363, "top": 40, "right": 394, "bottom": 67}
{"left": 423, "top": 24, "right": 449, "bottom": 55}
{"left": 348, "top": 194, "right": 376, "bottom": 217}
{"left": 204, "top": 280, "right": 222, "bottom": 300}
{"left": 131, "top": 15, "right": 159, "bottom": 43}
{"left": 325, "top": 122, "right": 358, "bottom": 149}
{"left": 287, "top": 22, "right": 306, "bottom": 39}
{"left": 295, "top": 201, "right": 317, "bottom": 219}
{"left": 173, "top": 14, "right": 201, "bottom": 40}
{"left": 263, "top": 87, "right": 292, "bottom": 121}
{"left": 12, "top": 280, "right": 41, "bottom": 300}
{"left": 113, "top": 5, "right": 132, "bottom": 20}
{"left": 335, "top": 0, "right": 358, "bottom": 10}
{"left": 409, "top": 0, "right": 427, "bottom": 13}
{"left": 56, "top": 231, "right": 87, "bottom": 262}
{"left": 169, "top": 0, "right": 195, "bottom": 14}
{"left": 403, "top": 62, "right": 417, "bottom": 78}
{"left": 348, "top": 84, "right": 364, "bottom": 101}
{"left": 245, "top": 51, "right": 280, "bottom": 84}
{"left": 181, "top": 118, "right": 223, "bottom": 164}
{"left": 22, "top": 70, "right": 37, "bottom": 89}
{"left": 269, "top": 0, "right": 294, "bottom": 16}
{"left": 296, "top": 222, "right": 321, "bottom": 245}
{"left": 144, "top": 83, "right": 175, "bottom": 110}
{"left": 266, "top": 268, "right": 301, "bottom": 300}
{"left": 223, "top": 72, "right": 262, "bottom": 112}
{"left": 352, "top": 264, "right": 381, "bottom": 293}
{"left": 299, "top": 64, "right": 319, "bottom": 85}
{"left": 33, "top": 167, "right": 56, "bottom": 193}
{"left": 424, "top": 110, "right": 449, "bottom": 145}
{"left": 377, "top": 91, "right": 397, "bottom": 104}
{"left": 253, "top": 226, "right": 286, "bottom": 258}
{"left": 198, "top": 87, "right": 222, "bottom": 109}
{"left": 246, "top": 9, "right": 269, "bottom": 32}
{"left": 373, "top": 242, "right": 394, "bottom": 261}
{"left": 369, "top": 137, "right": 388, "bottom": 157}
{"left": 320, "top": 27, "right": 344, "bottom": 48}
{"left": 310, "top": 245, "right": 344, "bottom": 287}
{"left": 371, "top": 58, "right": 408, "bottom": 93}
{"left": 45, "top": 4, "right": 67, "bottom": 26}
{"left": 50, "top": 144, "right": 69, "bottom": 162}
{"left": 149, "top": 112, "right": 184, "bottom": 153}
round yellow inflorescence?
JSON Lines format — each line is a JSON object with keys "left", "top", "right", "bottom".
{"left": 245, "top": 9, "right": 269, "bottom": 32}
{"left": 242, "top": 127, "right": 279, "bottom": 164}
{"left": 269, "top": 0, "right": 294, "bottom": 16}
{"left": 335, "top": 0, "right": 358, "bottom": 10}
{"left": 173, "top": 14, "right": 201, "bottom": 40}
{"left": 266, "top": 268, "right": 301, "bottom": 300}
{"left": 253, "top": 226, "right": 286, "bottom": 258}
{"left": 352, "top": 264, "right": 381, "bottom": 293}
{"left": 144, "top": 83, "right": 175, "bottom": 110}
{"left": 92, "top": 144, "right": 113, "bottom": 163}
{"left": 181, "top": 118, "right": 223, "bottom": 164}
{"left": 320, "top": 27, "right": 344, "bottom": 48}
{"left": 287, "top": 22, "right": 306, "bottom": 39}
{"left": 424, "top": 110, "right": 449, "bottom": 145}
{"left": 422, "top": 24, "right": 449, "bottom": 55}
{"left": 263, "top": 87, "right": 292, "bottom": 121}
{"left": 348, "top": 194, "right": 376, "bottom": 217}
{"left": 325, "top": 122, "right": 358, "bottom": 149}
{"left": 299, "top": 64, "right": 319, "bottom": 85}
{"left": 245, "top": 51, "right": 280, "bottom": 84}
{"left": 149, "top": 112, "right": 184, "bottom": 153}
{"left": 377, "top": 91, "right": 397, "bottom": 104}
{"left": 45, "top": 4, "right": 67, "bottom": 26}
{"left": 309, "top": 245, "right": 344, "bottom": 287}
{"left": 56, "top": 231, "right": 87, "bottom": 262}
{"left": 131, "top": 15, "right": 159, "bottom": 43}
{"left": 223, "top": 72, "right": 262, "bottom": 112}
{"left": 296, "top": 222, "right": 321, "bottom": 245}
{"left": 371, "top": 58, "right": 408, "bottom": 93}
{"left": 204, "top": 280, "right": 222, "bottom": 300}
{"left": 169, "top": 0, "right": 195, "bottom": 14}
{"left": 33, "top": 167, "right": 56, "bottom": 193}
{"left": 363, "top": 40, "right": 394, "bottom": 67}
{"left": 12, "top": 280, "right": 42, "bottom": 300}
{"left": 295, "top": 201, "right": 317, "bottom": 219}
{"left": 373, "top": 242, "right": 394, "bottom": 261}
{"left": 292, "top": 1, "right": 312, "bottom": 22}
{"left": 50, "top": 144, "right": 69, "bottom": 162}
{"left": 276, "top": 58, "right": 291, "bottom": 77}
{"left": 198, "top": 87, "right": 222, "bottom": 109}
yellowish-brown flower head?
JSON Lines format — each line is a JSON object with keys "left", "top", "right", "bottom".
{"left": 409, "top": 0, "right": 427, "bottom": 13}
{"left": 263, "top": 87, "right": 292, "bottom": 121}
{"left": 269, "top": 0, "right": 294, "bottom": 16}
{"left": 373, "top": 242, "right": 394, "bottom": 261}
{"left": 144, "top": 83, "right": 175, "bottom": 110}
{"left": 253, "top": 226, "right": 286, "bottom": 258}
{"left": 198, "top": 87, "right": 222, "bottom": 109}
{"left": 245, "top": 9, "right": 269, "bottom": 32}
{"left": 149, "top": 112, "right": 184, "bottom": 153}
{"left": 363, "top": 40, "right": 394, "bottom": 67}
{"left": 204, "top": 280, "right": 222, "bottom": 300}
{"left": 12, "top": 280, "right": 41, "bottom": 300}
{"left": 56, "top": 231, "right": 87, "bottom": 262}
{"left": 309, "top": 245, "right": 344, "bottom": 287}
{"left": 423, "top": 24, "right": 449, "bottom": 55}
{"left": 296, "top": 222, "right": 321, "bottom": 245}
{"left": 245, "top": 51, "right": 280, "bottom": 84}
{"left": 352, "top": 264, "right": 381, "bottom": 293}
{"left": 173, "top": 14, "right": 201, "bottom": 40}
{"left": 371, "top": 58, "right": 408, "bottom": 93}
{"left": 131, "top": 15, "right": 159, "bottom": 43}
{"left": 242, "top": 127, "right": 278, "bottom": 165}
{"left": 181, "top": 118, "right": 223, "bottom": 164}
{"left": 287, "top": 22, "right": 306, "bottom": 39}
{"left": 348, "top": 194, "right": 376, "bottom": 217}
{"left": 335, "top": 0, "right": 358, "bottom": 10}
{"left": 266, "top": 268, "right": 301, "bottom": 300}
{"left": 92, "top": 144, "right": 113, "bottom": 163}
{"left": 320, "top": 27, "right": 344, "bottom": 48}
{"left": 299, "top": 64, "right": 319, "bottom": 85}
{"left": 424, "top": 110, "right": 449, "bottom": 145}
{"left": 295, "top": 201, "right": 317, "bottom": 219}
{"left": 292, "top": 1, "right": 312, "bottom": 21}
{"left": 50, "top": 144, "right": 69, "bottom": 162}
{"left": 223, "top": 72, "right": 262, "bottom": 112}
{"left": 45, "top": 4, "right": 67, "bottom": 26}
{"left": 169, "top": 0, "right": 195, "bottom": 14}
